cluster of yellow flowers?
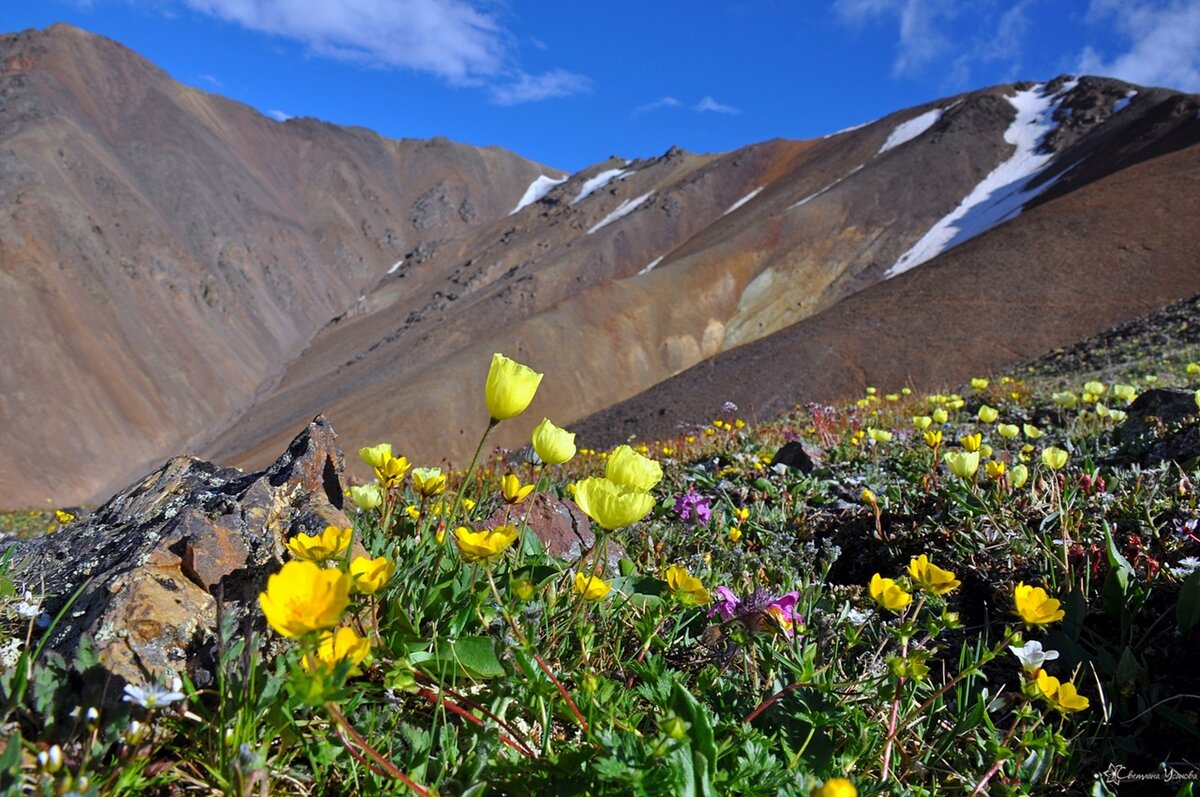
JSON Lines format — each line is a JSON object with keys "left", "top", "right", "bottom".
{"left": 572, "top": 444, "right": 662, "bottom": 531}
{"left": 259, "top": 525, "right": 394, "bottom": 675}
{"left": 869, "top": 554, "right": 961, "bottom": 612}
{"left": 1052, "top": 379, "right": 1136, "bottom": 423}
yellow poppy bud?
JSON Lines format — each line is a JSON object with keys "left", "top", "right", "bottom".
{"left": 359, "top": 443, "right": 392, "bottom": 469}
{"left": 985, "top": 460, "right": 1006, "bottom": 480}
{"left": 943, "top": 450, "right": 980, "bottom": 479}
{"left": 978, "top": 405, "right": 999, "bottom": 423}
{"left": 931, "top": 408, "right": 949, "bottom": 424}
{"left": 1009, "top": 463, "right": 1029, "bottom": 488}
{"left": 348, "top": 484, "right": 383, "bottom": 510}
{"left": 531, "top": 417, "right": 577, "bottom": 465}
{"left": 485, "top": 353, "right": 543, "bottom": 422}
{"left": 605, "top": 445, "right": 663, "bottom": 491}
{"left": 1041, "top": 447, "right": 1068, "bottom": 470}
{"left": 572, "top": 477, "right": 655, "bottom": 530}
{"left": 997, "top": 423, "right": 1020, "bottom": 440}
{"left": 412, "top": 467, "right": 448, "bottom": 498}
{"left": 971, "top": 378, "right": 989, "bottom": 391}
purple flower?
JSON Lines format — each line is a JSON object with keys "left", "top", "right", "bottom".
{"left": 706, "top": 587, "right": 804, "bottom": 640}
{"left": 708, "top": 586, "right": 742, "bottom": 620}
{"left": 765, "top": 591, "right": 803, "bottom": 639}
{"left": 674, "top": 486, "right": 712, "bottom": 524}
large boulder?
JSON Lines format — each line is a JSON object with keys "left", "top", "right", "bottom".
{"left": 2, "top": 416, "right": 352, "bottom": 695}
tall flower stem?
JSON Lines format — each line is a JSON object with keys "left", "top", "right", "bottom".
{"left": 421, "top": 420, "right": 496, "bottom": 592}
{"left": 327, "top": 701, "right": 430, "bottom": 796}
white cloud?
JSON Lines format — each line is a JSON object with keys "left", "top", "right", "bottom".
{"left": 634, "top": 96, "right": 682, "bottom": 115}
{"left": 266, "top": 109, "right": 292, "bottom": 121}
{"left": 489, "top": 69, "right": 592, "bottom": 105}
{"left": 181, "top": 0, "right": 591, "bottom": 102}
{"left": 833, "top": 0, "right": 957, "bottom": 77}
{"left": 696, "top": 96, "right": 741, "bottom": 115}
{"left": 1077, "top": 0, "right": 1200, "bottom": 92}
{"left": 197, "top": 73, "right": 223, "bottom": 88}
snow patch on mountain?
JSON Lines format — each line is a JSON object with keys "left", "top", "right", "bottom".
{"left": 886, "top": 81, "right": 1078, "bottom": 279}
{"left": 588, "top": 192, "right": 654, "bottom": 234}
{"left": 573, "top": 168, "right": 635, "bottom": 205}
{"left": 511, "top": 174, "right": 567, "bottom": 214}
{"left": 822, "top": 119, "right": 874, "bottom": 138}
{"left": 789, "top": 165, "right": 863, "bottom": 209}
{"left": 878, "top": 108, "right": 943, "bottom": 154}
{"left": 724, "top": 187, "right": 763, "bottom": 215}
{"left": 387, "top": 258, "right": 405, "bottom": 275}
{"left": 638, "top": 256, "right": 664, "bottom": 275}
{"left": 1113, "top": 90, "right": 1138, "bottom": 114}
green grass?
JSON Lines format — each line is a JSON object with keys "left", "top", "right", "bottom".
{"left": 4, "top": 331, "right": 1200, "bottom": 796}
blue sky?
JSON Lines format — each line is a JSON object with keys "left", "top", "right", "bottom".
{"left": 4, "top": 1, "right": 1199, "bottom": 172}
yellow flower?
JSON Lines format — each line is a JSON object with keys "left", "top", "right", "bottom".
{"left": 512, "top": 578, "right": 535, "bottom": 601}
{"left": 259, "top": 561, "right": 350, "bottom": 638}
{"left": 349, "top": 556, "right": 394, "bottom": 594}
{"left": 376, "top": 454, "right": 411, "bottom": 488}
{"left": 997, "top": 423, "right": 1020, "bottom": 440}
{"left": 1009, "top": 463, "right": 1030, "bottom": 489}
{"left": 606, "top": 445, "right": 663, "bottom": 491}
{"left": 485, "top": 353, "right": 543, "bottom": 422}
{"left": 665, "top": 565, "right": 711, "bottom": 606}
{"left": 411, "top": 467, "right": 448, "bottom": 498}
{"left": 907, "top": 555, "right": 960, "bottom": 595}
{"left": 959, "top": 433, "right": 982, "bottom": 452}
{"left": 532, "top": 418, "right": 577, "bottom": 465}
{"left": 947, "top": 398, "right": 965, "bottom": 410}
{"left": 971, "top": 378, "right": 989, "bottom": 391}
{"left": 978, "top": 443, "right": 993, "bottom": 459}
{"left": 867, "top": 428, "right": 892, "bottom": 443}
{"left": 404, "top": 504, "right": 421, "bottom": 521}
{"left": 359, "top": 443, "right": 392, "bottom": 469}
{"left": 913, "top": 415, "right": 933, "bottom": 430}
{"left": 943, "top": 450, "right": 980, "bottom": 479}
{"left": 811, "top": 777, "right": 857, "bottom": 797}
{"left": 931, "top": 408, "right": 949, "bottom": 424}
{"left": 286, "top": 525, "right": 352, "bottom": 562}
{"left": 572, "top": 477, "right": 656, "bottom": 530}
{"left": 303, "top": 627, "right": 370, "bottom": 675}
{"left": 454, "top": 524, "right": 519, "bottom": 563}
{"left": 1083, "top": 381, "right": 1107, "bottom": 397}
{"left": 1052, "top": 391, "right": 1078, "bottom": 408}
{"left": 1051, "top": 680, "right": 1090, "bottom": 713}
{"left": 728, "top": 526, "right": 742, "bottom": 543}
{"left": 985, "top": 460, "right": 1006, "bottom": 480}
{"left": 502, "top": 473, "right": 535, "bottom": 504}
{"left": 1188, "top": 362, "right": 1200, "bottom": 375}
{"left": 348, "top": 484, "right": 383, "bottom": 510}
{"left": 924, "top": 429, "right": 943, "bottom": 448}
{"left": 54, "top": 509, "right": 75, "bottom": 524}
{"left": 1014, "top": 582, "right": 1065, "bottom": 625}
{"left": 978, "top": 405, "right": 999, "bottom": 423}
{"left": 860, "top": 487, "right": 877, "bottom": 505}
{"left": 869, "top": 573, "right": 911, "bottom": 612}
{"left": 1023, "top": 424, "right": 1044, "bottom": 439}
{"left": 1036, "top": 669, "right": 1060, "bottom": 699}
{"left": 1041, "top": 447, "right": 1068, "bottom": 470}
{"left": 574, "top": 572, "right": 611, "bottom": 601}
{"left": 1111, "top": 384, "right": 1137, "bottom": 403}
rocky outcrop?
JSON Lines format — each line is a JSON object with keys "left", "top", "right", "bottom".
{"left": 1, "top": 416, "right": 352, "bottom": 694}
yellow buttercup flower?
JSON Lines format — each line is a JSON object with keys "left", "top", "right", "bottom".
{"left": 286, "top": 526, "right": 352, "bottom": 562}
{"left": 665, "top": 565, "right": 711, "bottom": 606}
{"left": 997, "top": 423, "right": 1020, "bottom": 440}
{"left": 924, "top": 429, "right": 943, "bottom": 448}
{"left": 1041, "top": 447, "right": 1068, "bottom": 470}
{"left": 1050, "top": 681, "right": 1090, "bottom": 714}
{"left": 259, "top": 561, "right": 350, "bottom": 639}
{"left": 978, "top": 405, "right": 999, "bottom": 423}
{"left": 1036, "top": 669, "right": 1060, "bottom": 699}
{"left": 985, "top": 460, "right": 1006, "bottom": 480}
{"left": 54, "top": 509, "right": 76, "bottom": 524}
{"left": 454, "top": 524, "right": 519, "bottom": 563}
{"left": 943, "top": 450, "right": 980, "bottom": 479}
{"left": 485, "top": 353, "right": 543, "bottom": 422}
{"left": 349, "top": 556, "right": 395, "bottom": 594}
{"left": 348, "top": 484, "right": 382, "bottom": 510}
{"left": 411, "top": 467, "right": 448, "bottom": 498}
{"left": 959, "top": 433, "right": 982, "bottom": 452}
{"left": 303, "top": 627, "right": 370, "bottom": 675}
{"left": 376, "top": 454, "right": 411, "bottom": 488}
{"left": 1014, "top": 582, "right": 1065, "bottom": 626}
{"left": 907, "top": 554, "right": 961, "bottom": 595}
{"left": 532, "top": 418, "right": 577, "bottom": 465}
{"left": 502, "top": 473, "right": 535, "bottom": 504}
{"left": 869, "top": 573, "right": 911, "bottom": 612}
{"left": 811, "top": 777, "right": 857, "bottom": 797}
{"left": 574, "top": 572, "right": 612, "bottom": 601}
{"left": 359, "top": 443, "right": 392, "bottom": 469}
{"left": 572, "top": 477, "right": 656, "bottom": 530}
{"left": 728, "top": 526, "right": 742, "bottom": 543}
{"left": 605, "top": 445, "right": 663, "bottom": 491}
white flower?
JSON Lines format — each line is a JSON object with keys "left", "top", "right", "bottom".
{"left": 9, "top": 590, "right": 42, "bottom": 619}
{"left": 1009, "top": 640, "right": 1059, "bottom": 672}
{"left": 0, "top": 637, "right": 22, "bottom": 669}
{"left": 122, "top": 680, "right": 186, "bottom": 710}
{"left": 1169, "top": 557, "right": 1200, "bottom": 578}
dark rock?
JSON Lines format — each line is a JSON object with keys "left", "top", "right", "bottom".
{"left": 770, "top": 441, "right": 825, "bottom": 473}
{"left": 1, "top": 415, "right": 352, "bottom": 695}
{"left": 1112, "top": 388, "right": 1200, "bottom": 465}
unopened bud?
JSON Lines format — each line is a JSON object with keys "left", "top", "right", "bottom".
{"left": 37, "top": 744, "right": 63, "bottom": 773}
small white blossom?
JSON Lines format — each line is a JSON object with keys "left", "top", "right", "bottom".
{"left": 1009, "top": 640, "right": 1059, "bottom": 672}
{"left": 122, "top": 681, "right": 186, "bottom": 710}
{"left": 9, "top": 590, "right": 42, "bottom": 619}
{"left": 1169, "top": 556, "right": 1200, "bottom": 578}
{"left": 0, "top": 637, "right": 22, "bottom": 669}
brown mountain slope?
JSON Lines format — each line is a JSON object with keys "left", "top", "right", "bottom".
{"left": 0, "top": 25, "right": 557, "bottom": 506}
{"left": 572, "top": 138, "right": 1200, "bottom": 446}
{"left": 205, "top": 78, "right": 1199, "bottom": 489}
